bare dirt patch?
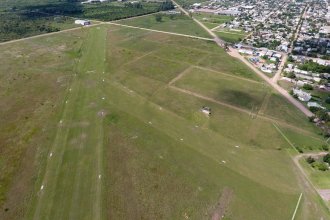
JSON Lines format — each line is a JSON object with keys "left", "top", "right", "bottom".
{"left": 211, "top": 187, "right": 234, "bottom": 220}
{"left": 318, "top": 190, "right": 330, "bottom": 201}
{"left": 97, "top": 109, "right": 107, "bottom": 117}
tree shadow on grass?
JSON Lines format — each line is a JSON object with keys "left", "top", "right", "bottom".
{"left": 219, "top": 89, "right": 262, "bottom": 110}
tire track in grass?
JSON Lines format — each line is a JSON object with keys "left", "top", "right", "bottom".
{"left": 50, "top": 86, "right": 88, "bottom": 220}
{"left": 32, "top": 78, "right": 81, "bottom": 220}
{"left": 41, "top": 28, "right": 99, "bottom": 220}
{"left": 67, "top": 26, "right": 107, "bottom": 220}
{"left": 93, "top": 27, "right": 108, "bottom": 220}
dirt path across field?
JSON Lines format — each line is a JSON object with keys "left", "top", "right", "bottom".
{"left": 107, "top": 22, "right": 214, "bottom": 41}
{"left": 211, "top": 187, "right": 233, "bottom": 220}
{"left": 171, "top": 0, "right": 313, "bottom": 118}
{"left": 293, "top": 152, "right": 330, "bottom": 203}
{"left": 169, "top": 85, "right": 318, "bottom": 137}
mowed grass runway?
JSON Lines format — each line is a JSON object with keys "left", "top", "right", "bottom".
{"left": 0, "top": 24, "right": 329, "bottom": 219}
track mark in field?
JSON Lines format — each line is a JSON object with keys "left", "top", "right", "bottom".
{"left": 168, "top": 66, "right": 193, "bottom": 86}
{"left": 291, "top": 193, "right": 302, "bottom": 220}
{"left": 193, "top": 65, "right": 263, "bottom": 85}
{"left": 32, "top": 80, "right": 80, "bottom": 220}
{"left": 108, "top": 22, "right": 214, "bottom": 41}
{"left": 257, "top": 91, "right": 272, "bottom": 115}
{"left": 93, "top": 115, "right": 104, "bottom": 220}
{"left": 211, "top": 187, "right": 233, "bottom": 220}
{"left": 169, "top": 85, "right": 317, "bottom": 137}
{"left": 272, "top": 123, "right": 298, "bottom": 152}
{"left": 121, "top": 51, "right": 155, "bottom": 67}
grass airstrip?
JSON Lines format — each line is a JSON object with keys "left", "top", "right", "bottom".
{"left": 0, "top": 21, "right": 329, "bottom": 220}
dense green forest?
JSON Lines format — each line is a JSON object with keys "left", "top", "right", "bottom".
{"left": 0, "top": 0, "right": 174, "bottom": 42}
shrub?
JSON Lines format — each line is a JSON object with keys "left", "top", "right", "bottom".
{"left": 323, "top": 153, "right": 330, "bottom": 164}
{"left": 312, "top": 161, "right": 329, "bottom": 171}
{"left": 154, "top": 14, "right": 162, "bottom": 22}
{"left": 296, "top": 146, "right": 304, "bottom": 153}
{"left": 322, "top": 145, "right": 329, "bottom": 151}
{"left": 325, "top": 97, "right": 330, "bottom": 104}
{"left": 303, "top": 84, "right": 313, "bottom": 90}
{"left": 306, "top": 156, "right": 315, "bottom": 164}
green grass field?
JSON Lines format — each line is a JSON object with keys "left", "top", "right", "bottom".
{"left": 0, "top": 23, "right": 329, "bottom": 220}
{"left": 215, "top": 30, "right": 247, "bottom": 44}
{"left": 115, "top": 13, "right": 212, "bottom": 38}
{"left": 193, "top": 13, "right": 233, "bottom": 29}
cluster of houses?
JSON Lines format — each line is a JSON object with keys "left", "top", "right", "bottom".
{"left": 236, "top": 44, "right": 283, "bottom": 74}
{"left": 292, "top": 88, "right": 326, "bottom": 110}
{"left": 188, "top": 0, "right": 243, "bottom": 16}
{"left": 243, "top": 1, "right": 303, "bottom": 52}
{"left": 294, "top": 0, "right": 330, "bottom": 58}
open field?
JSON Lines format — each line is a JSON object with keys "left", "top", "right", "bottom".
{"left": 115, "top": 13, "right": 212, "bottom": 38}
{"left": 0, "top": 24, "right": 329, "bottom": 220}
{"left": 214, "top": 30, "right": 247, "bottom": 43}
{"left": 193, "top": 13, "right": 233, "bottom": 29}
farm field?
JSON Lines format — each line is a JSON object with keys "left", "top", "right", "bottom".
{"left": 0, "top": 23, "right": 329, "bottom": 220}
{"left": 115, "top": 13, "right": 212, "bottom": 38}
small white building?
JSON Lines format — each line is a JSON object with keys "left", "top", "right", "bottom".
{"left": 75, "top": 20, "right": 91, "bottom": 26}
{"left": 307, "top": 102, "right": 325, "bottom": 109}
{"left": 201, "top": 106, "right": 211, "bottom": 116}
{"left": 293, "top": 88, "right": 311, "bottom": 102}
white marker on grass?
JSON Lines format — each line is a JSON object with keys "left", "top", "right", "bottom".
{"left": 98, "top": 175, "right": 102, "bottom": 179}
{"left": 40, "top": 185, "right": 44, "bottom": 190}
{"left": 49, "top": 152, "right": 53, "bottom": 157}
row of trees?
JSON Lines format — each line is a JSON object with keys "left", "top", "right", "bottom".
{"left": 298, "top": 60, "right": 330, "bottom": 74}
{"left": 1, "top": 0, "right": 174, "bottom": 41}
{"left": 0, "top": 12, "right": 63, "bottom": 42}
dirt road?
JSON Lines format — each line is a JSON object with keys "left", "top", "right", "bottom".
{"left": 108, "top": 22, "right": 214, "bottom": 41}
{"left": 172, "top": 0, "right": 313, "bottom": 117}
{"left": 227, "top": 48, "right": 313, "bottom": 117}
{"left": 293, "top": 152, "right": 329, "bottom": 201}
